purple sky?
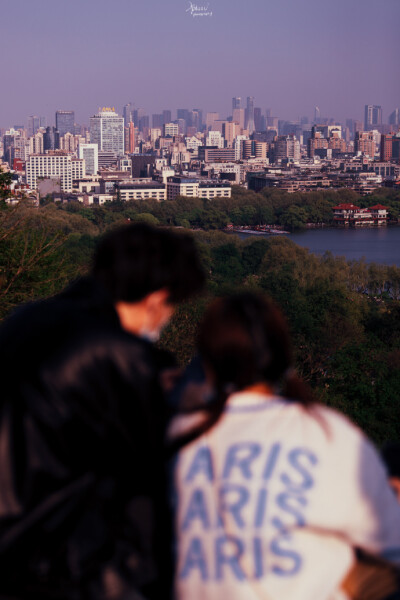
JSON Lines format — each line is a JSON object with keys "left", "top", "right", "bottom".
{"left": 2, "top": 0, "right": 399, "bottom": 128}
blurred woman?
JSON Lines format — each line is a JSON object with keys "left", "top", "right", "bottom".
{"left": 169, "top": 293, "right": 400, "bottom": 600}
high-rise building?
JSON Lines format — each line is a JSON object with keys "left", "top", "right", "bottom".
{"left": 125, "top": 122, "right": 135, "bottom": 154}
{"left": 43, "top": 127, "right": 60, "bottom": 151}
{"left": 355, "top": 130, "right": 376, "bottom": 158}
{"left": 123, "top": 103, "right": 134, "bottom": 126}
{"left": 78, "top": 143, "right": 99, "bottom": 175}
{"left": 254, "top": 107, "right": 264, "bottom": 132}
{"left": 27, "top": 115, "right": 41, "bottom": 137}
{"left": 26, "top": 152, "right": 84, "bottom": 192}
{"left": 380, "top": 134, "right": 393, "bottom": 162}
{"left": 245, "top": 97, "right": 255, "bottom": 134}
{"left": 55, "top": 111, "right": 75, "bottom": 137}
{"left": 90, "top": 108, "right": 124, "bottom": 156}
{"left": 364, "top": 105, "right": 382, "bottom": 131}
{"left": 205, "top": 112, "right": 219, "bottom": 131}
{"left": 232, "top": 97, "right": 241, "bottom": 111}
{"left": 232, "top": 108, "right": 245, "bottom": 130}
{"left": 162, "top": 110, "right": 172, "bottom": 125}
{"left": 389, "top": 109, "right": 400, "bottom": 127}
{"left": 152, "top": 114, "right": 163, "bottom": 129}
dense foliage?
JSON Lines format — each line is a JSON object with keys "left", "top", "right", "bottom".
{"left": 0, "top": 188, "right": 399, "bottom": 444}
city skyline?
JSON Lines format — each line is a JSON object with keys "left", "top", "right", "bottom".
{"left": 2, "top": 0, "right": 399, "bottom": 128}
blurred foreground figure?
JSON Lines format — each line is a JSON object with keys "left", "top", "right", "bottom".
{"left": 0, "top": 223, "right": 205, "bottom": 599}
{"left": 169, "top": 293, "right": 400, "bottom": 600}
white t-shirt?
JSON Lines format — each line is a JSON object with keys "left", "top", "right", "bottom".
{"left": 170, "top": 392, "right": 400, "bottom": 600}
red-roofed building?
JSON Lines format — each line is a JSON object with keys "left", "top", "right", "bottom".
{"left": 333, "top": 203, "right": 388, "bottom": 227}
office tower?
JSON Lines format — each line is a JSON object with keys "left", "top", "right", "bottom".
{"left": 223, "top": 122, "right": 239, "bottom": 147}
{"left": 138, "top": 115, "right": 149, "bottom": 133}
{"left": 188, "top": 110, "right": 201, "bottom": 132}
{"left": 162, "top": 110, "right": 172, "bottom": 125}
{"left": 364, "top": 105, "right": 382, "bottom": 131}
{"left": 205, "top": 112, "right": 219, "bottom": 131}
{"left": 28, "top": 115, "right": 41, "bottom": 137}
{"left": 193, "top": 108, "right": 203, "bottom": 130}
{"left": 232, "top": 97, "right": 241, "bottom": 111}
{"left": 245, "top": 97, "right": 255, "bottom": 134}
{"left": 152, "top": 114, "right": 163, "bottom": 128}
{"left": 380, "top": 134, "right": 393, "bottom": 161}
{"left": 389, "top": 109, "right": 400, "bottom": 127}
{"left": 314, "top": 106, "right": 321, "bottom": 123}
{"left": 126, "top": 121, "right": 135, "bottom": 153}
{"left": 43, "top": 127, "right": 60, "bottom": 151}
{"left": 78, "top": 143, "right": 99, "bottom": 175}
{"left": 90, "top": 108, "right": 124, "bottom": 156}
{"left": 123, "top": 103, "right": 134, "bottom": 126}
{"left": 254, "top": 107, "right": 263, "bottom": 132}
{"left": 177, "top": 109, "right": 189, "bottom": 126}
{"left": 232, "top": 108, "right": 245, "bottom": 130}
{"left": 55, "top": 110, "right": 75, "bottom": 136}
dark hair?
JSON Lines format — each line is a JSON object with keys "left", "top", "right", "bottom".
{"left": 92, "top": 223, "right": 206, "bottom": 303}
{"left": 170, "top": 292, "right": 313, "bottom": 451}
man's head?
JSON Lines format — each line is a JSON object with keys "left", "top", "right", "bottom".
{"left": 92, "top": 223, "right": 205, "bottom": 338}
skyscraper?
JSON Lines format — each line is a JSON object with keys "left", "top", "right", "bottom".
{"left": 232, "top": 97, "right": 241, "bottom": 111}
{"left": 123, "top": 103, "right": 134, "bottom": 126}
{"left": 90, "top": 108, "right": 124, "bottom": 156}
{"left": 245, "top": 97, "right": 255, "bottom": 134}
{"left": 389, "top": 109, "right": 400, "bottom": 127}
{"left": 364, "top": 105, "right": 382, "bottom": 131}
{"left": 27, "top": 115, "right": 41, "bottom": 137}
{"left": 55, "top": 111, "right": 75, "bottom": 137}
{"left": 43, "top": 126, "right": 60, "bottom": 151}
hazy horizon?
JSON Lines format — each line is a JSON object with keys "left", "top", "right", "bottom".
{"left": 2, "top": 0, "right": 399, "bottom": 129}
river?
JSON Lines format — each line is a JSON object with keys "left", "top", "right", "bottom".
{"left": 236, "top": 227, "right": 400, "bottom": 267}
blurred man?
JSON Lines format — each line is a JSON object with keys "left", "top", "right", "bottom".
{"left": 0, "top": 223, "right": 205, "bottom": 599}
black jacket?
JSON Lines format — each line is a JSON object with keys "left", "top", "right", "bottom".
{"left": 0, "top": 278, "right": 173, "bottom": 599}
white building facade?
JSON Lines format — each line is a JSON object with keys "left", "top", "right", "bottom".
{"left": 90, "top": 108, "right": 124, "bottom": 156}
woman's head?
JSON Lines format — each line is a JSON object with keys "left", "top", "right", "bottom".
{"left": 198, "top": 293, "right": 292, "bottom": 393}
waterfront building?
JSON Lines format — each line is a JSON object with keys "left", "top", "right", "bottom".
{"left": 332, "top": 203, "right": 388, "bottom": 227}
{"left": 55, "top": 111, "right": 75, "bottom": 137}
{"left": 90, "top": 108, "right": 124, "bottom": 157}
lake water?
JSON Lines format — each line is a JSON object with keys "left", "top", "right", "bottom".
{"left": 287, "top": 227, "right": 400, "bottom": 266}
